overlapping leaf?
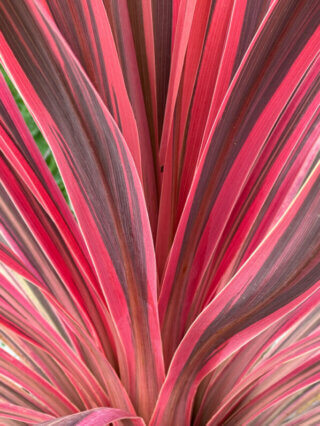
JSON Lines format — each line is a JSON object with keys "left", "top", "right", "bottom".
{"left": 151, "top": 160, "right": 320, "bottom": 424}
{"left": 159, "top": 0, "right": 320, "bottom": 360}
{"left": 0, "top": 0, "right": 319, "bottom": 425}
{"left": 0, "top": 0, "right": 164, "bottom": 420}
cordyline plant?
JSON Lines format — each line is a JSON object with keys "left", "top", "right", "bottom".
{"left": 0, "top": 0, "right": 319, "bottom": 424}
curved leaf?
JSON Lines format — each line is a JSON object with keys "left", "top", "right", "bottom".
{"left": 151, "top": 161, "right": 320, "bottom": 424}
{"left": 0, "top": 0, "right": 164, "bottom": 418}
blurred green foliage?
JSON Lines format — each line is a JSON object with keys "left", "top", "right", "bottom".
{"left": 1, "top": 64, "right": 69, "bottom": 203}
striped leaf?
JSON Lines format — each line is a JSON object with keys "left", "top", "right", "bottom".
{"left": 159, "top": 0, "right": 320, "bottom": 360}
{"left": 37, "top": 0, "right": 159, "bottom": 234}
{"left": 0, "top": 0, "right": 319, "bottom": 424}
{"left": 41, "top": 408, "right": 145, "bottom": 426}
{"left": 0, "top": 0, "right": 164, "bottom": 420}
{"left": 156, "top": 0, "right": 272, "bottom": 275}
{"left": 151, "top": 162, "right": 320, "bottom": 424}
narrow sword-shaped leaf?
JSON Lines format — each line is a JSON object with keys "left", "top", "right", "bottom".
{"left": 41, "top": 407, "right": 145, "bottom": 426}
{"left": 201, "top": 0, "right": 272, "bottom": 152}
{"left": 104, "top": 0, "right": 159, "bottom": 234}
{"left": 0, "top": 272, "right": 113, "bottom": 406}
{"left": 0, "top": 0, "right": 164, "bottom": 418}
{"left": 224, "top": 354, "right": 320, "bottom": 425}
{"left": 38, "top": 0, "right": 158, "bottom": 234}
{"left": 193, "top": 291, "right": 320, "bottom": 424}
{"left": 0, "top": 403, "right": 54, "bottom": 424}
{"left": 206, "top": 329, "right": 320, "bottom": 424}
{"left": 0, "top": 244, "right": 137, "bottom": 415}
{"left": 1, "top": 159, "right": 104, "bottom": 348}
{"left": 125, "top": 0, "right": 158, "bottom": 148}
{"left": 151, "top": 161, "right": 320, "bottom": 424}
{"left": 156, "top": 0, "right": 272, "bottom": 275}
{"left": 158, "top": 0, "right": 197, "bottom": 160}
{"left": 151, "top": 0, "right": 172, "bottom": 135}
{"left": 0, "top": 309, "right": 86, "bottom": 410}
{"left": 156, "top": 0, "right": 213, "bottom": 275}
{"left": 0, "top": 348, "right": 78, "bottom": 416}
{"left": 260, "top": 382, "right": 320, "bottom": 424}
{"left": 38, "top": 0, "right": 142, "bottom": 178}
{"left": 159, "top": 0, "right": 320, "bottom": 360}
{"left": 0, "top": 75, "right": 120, "bottom": 364}
{"left": 285, "top": 406, "right": 320, "bottom": 426}
{"left": 186, "top": 59, "right": 320, "bottom": 323}
{"left": 0, "top": 165, "right": 117, "bottom": 364}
